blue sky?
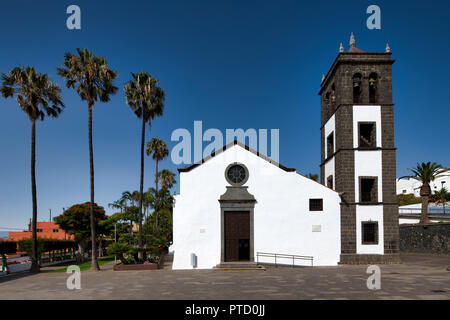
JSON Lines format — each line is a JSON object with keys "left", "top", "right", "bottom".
{"left": 0, "top": 0, "right": 449, "bottom": 230}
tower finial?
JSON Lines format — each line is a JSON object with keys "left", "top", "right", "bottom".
{"left": 349, "top": 32, "right": 355, "bottom": 48}
{"left": 321, "top": 74, "right": 325, "bottom": 83}
{"left": 385, "top": 42, "right": 390, "bottom": 53}
{"left": 339, "top": 43, "right": 344, "bottom": 53}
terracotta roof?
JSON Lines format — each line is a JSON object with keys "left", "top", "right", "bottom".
{"left": 348, "top": 47, "right": 365, "bottom": 53}
{"left": 178, "top": 139, "right": 296, "bottom": 173}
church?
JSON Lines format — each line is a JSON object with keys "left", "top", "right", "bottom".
{"left": 170, "top": 34, "right": 401, "bottom": 269}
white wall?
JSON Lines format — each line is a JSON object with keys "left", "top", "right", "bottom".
{"left": 324, "top": 114, "right": 335, "bottom": 159}
{"left": 171, "top": 144, "right": 342, "bottom": 269}
{"left": 354, "top": 151, "right": 383, "bottom": 203}
{"left": 352, "top": 105, "right": 384, "bottom": 254}
{"left": 397, "top": 174, "right": 450, "bottom": 196}
{"left": 356, "top": 205, "right": 384, "bottom": 254}
{"left": 323, "top": 115, "right": 336, "bottom": 188}
{"left": 352, "top": 105, "right": 382, "bottom": 149}
{"left": 324, "top": 158, "right": 335, "bottom": 189}
{"left": 353, "top": 104, "right": 383, "bottom": 203}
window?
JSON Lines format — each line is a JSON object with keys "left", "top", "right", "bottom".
{"left": 358, "top": 122, "right": 376, "bottom": 148}
{"left": 327, "top": 132, "right": 334, "bottom": 157}
{"left": 330, "top": 84, "right": 336, "bottom": 108}
{"left": 360, "top": 177, "right": 378, "bottom": 203}
{"left": 353, "top": 73, "right": 362, "bottom": 103}
{"left": 324, "top": 92, "right": 331, "bottom": 117}
{"left": 36, "top": 229, "right": 43, "bottom": 232}
{"left": 362, "top": 221, "right": 378, "bottom": 244}
{"left": 327, "top": 175, "right": 333, "bottom": 189}
{"left": 225, "top": 163, "right": 249, "bottom": 186}
{"left": 53, "top": 229, "right": 59, "bottom": 233}
{"left": 309, "top": 199, "right": 323, "bottom": 211}
{"left": 324, "top": 92, "right": 330, "bottom": 104}
{"left": 369, "top": 73, "right": 378, "bottom": 103}
{"left": 402, "top": 190, "right": 407, "bottom": 194}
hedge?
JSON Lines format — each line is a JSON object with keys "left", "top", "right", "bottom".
{"left": 0, "top": 241, "right": 17, "bottom": 255}
{"left": 17, "top": 238, "right": 77, "bottom": 256}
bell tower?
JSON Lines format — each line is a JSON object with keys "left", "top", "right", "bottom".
{"left": 319, "top": 33, "right": 400, "bottom": 264}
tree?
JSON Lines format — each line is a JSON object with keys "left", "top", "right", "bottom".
{"left": 399, "top": 162, "right": 444, "bottom": 223}
{"left": 157, "top": 169, "right": 176, "bottom": 191}
{"left": 1, "top": 67, "right": 64, "bottom": 273}
{"left": 148, "top": 187, "right": 175, "bottom": 230}
{"left": 430, "top": 187, "right": 450, "bottom": 215}
{"left": 53, "top": 202, "right": 107, "bottom": 261}
{"left": 143, "top": 207, "right": 172, "bottom": 249}
{"left": 147, "top": 138, "right": 169, "bottom": 193}
{"left": 142, "top": 190, "right": 154, "bottom": 221}
{"left": 397, "top": 194, "right": 422, "bottom": 206}
{"left": 124, "top": 72, "right": 165, "bottom": 257}
{"left": 109, "top": 192, "right": 141, "bottom": 239}
{"left": 307, "top": 173, "right": 319, "bottom": 182}
{"left": 57, "top": 48, "right": 118, "bottom": 270}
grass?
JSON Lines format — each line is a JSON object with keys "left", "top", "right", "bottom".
{"left": 48, "top": 256, "right": 115, "bottom": 273}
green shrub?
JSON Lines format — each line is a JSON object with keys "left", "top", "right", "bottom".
{"left": 107, "top": 242, "right": 161, "bottom": 264}
{"left": 17, "top": 238, "right": 77, "bottom": 257}
{"left": 107, "top": 242, "right": 132, "bottom": 264}
{"left": 0, "top": 241, "right": 17, "bottom": 255}
{"left": 397, "top": 194, "right": 422, "bottom": 206}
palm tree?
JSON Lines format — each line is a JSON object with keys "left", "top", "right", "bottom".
{"left": 142, "top": 190, "right": 153, "bottom": 221}
{"left": 131, "top": 190, "right": 141, "bottom": 207}
{"left": 124, "top": 72, "right": 165, "bottom": 254}
{"left": 157, "top": 169, "right": 176, "bottom": 191}
{"left": 430, "top": 187, "right": 450, "bottom": 215}
{"left": 57, "top": 48, "right": 118, "bottom": 270}
{"left": 1, "top": 67, "right": 64, "bottom": 273}
{"left": 307, "top": 173, "right": 319, "bottom": 182}
{"left": 400, "top": 162, "right": 444, "bottom": 223}
{"left": 121, "top": 191, "right": 133, "bottom": 206}
{"left": 146, "top": 138, "right": 169, "bottom": 193}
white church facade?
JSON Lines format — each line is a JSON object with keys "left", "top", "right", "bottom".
{"left": 170, "top": 35, "right": 401, "bottom": 269}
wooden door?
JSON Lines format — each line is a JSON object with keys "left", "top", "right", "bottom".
{"left": 224, "top": 211, "right": 250, "bottom": 261}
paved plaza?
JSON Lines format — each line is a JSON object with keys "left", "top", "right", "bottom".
{"left": 0, "top": 253, "right": 448, "bottom": 300}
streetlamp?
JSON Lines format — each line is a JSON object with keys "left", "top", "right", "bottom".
{"left": 114, "top": 223, "right": 117, "bottom": 263}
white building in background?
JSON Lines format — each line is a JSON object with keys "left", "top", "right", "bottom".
{"left": 396, "top": 168, "right": 450, "bottom": 196}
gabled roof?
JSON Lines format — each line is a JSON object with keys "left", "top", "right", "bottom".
{"left": 178, "top": 139, "right": 296, "bottom": 173}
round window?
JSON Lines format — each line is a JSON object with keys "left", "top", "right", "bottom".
{"left": 225, "top": 163, "right": 249, "bottom": 186}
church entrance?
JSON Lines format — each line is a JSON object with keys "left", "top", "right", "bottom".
{"left": 224, "top": 211, "right": 250, "bottom": 262}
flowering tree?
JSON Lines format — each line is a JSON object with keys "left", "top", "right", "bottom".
{"left": 54, "top": 202, "right": 107, "bottom": 260}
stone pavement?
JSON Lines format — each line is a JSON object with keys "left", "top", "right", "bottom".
{"left": 0, "top": 253, "right": 448, "bottom": 300}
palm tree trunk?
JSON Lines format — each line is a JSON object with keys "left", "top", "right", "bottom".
{"left": 420, "top": 184, "right": 431, "bottom": 224}
{"left": 155, "top": 159, "right": 159, "bottom": 230}
{"left": 137, "top": 115, "right": 145, "bottom": 260}
{"left": 88, "top": 105, "right": 99, "bottom": 271}
{"left": 30, "top": 120, "right": 39, "bottom": 273}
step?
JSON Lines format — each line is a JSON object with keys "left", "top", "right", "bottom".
{"left": 159, "top": 254, "right": 174, "bottom": 270}
{"left": 213, "top": 267, "right": 265, "bottom": 272}
{"left": 214, "top": 262, "right": 265, "bottom": 271}
{"left": 216, "top": 262, "right": 259, "bottom": 267}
